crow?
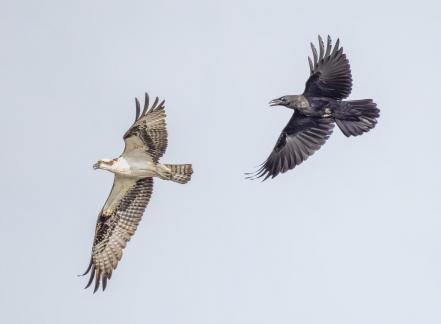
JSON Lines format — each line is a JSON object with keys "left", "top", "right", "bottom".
{"left": 248, "top": 35, "right": 379, "bottom": 180}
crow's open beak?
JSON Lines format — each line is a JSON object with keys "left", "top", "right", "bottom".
{"left": 93, "top": 162, "right": 99, "bottom": 170}
{"left": 269, "top": 98, "right": 283, "bottom": 106}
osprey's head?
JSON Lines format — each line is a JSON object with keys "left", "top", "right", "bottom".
{"left": 269, "top": 95, "right": 303, "bottom": 109}
{"left": 93, "top": 159, "right": 115, "bottom": 170}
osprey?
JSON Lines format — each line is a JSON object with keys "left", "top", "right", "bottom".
{"left": 82, "top": 93, "right": 193, "bottom": 292}
{"left": 248, "top": 35, "right": 380, "bottom": 180}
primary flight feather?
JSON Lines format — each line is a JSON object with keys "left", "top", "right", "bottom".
{"left": 248, "top": 35, "right": 380, "bottom": 180}
{"left": 82, "top": 93, "right": 193, "bottom": 292}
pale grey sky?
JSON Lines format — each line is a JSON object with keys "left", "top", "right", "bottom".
{"left": 1, "top": 0, "right": 440, "bottom": 323}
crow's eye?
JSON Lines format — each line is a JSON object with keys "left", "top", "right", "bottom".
{"left": 281, "top": 97, "right": 286, "bottom": 102}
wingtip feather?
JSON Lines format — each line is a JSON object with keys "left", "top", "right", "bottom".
{"left": 135, "top": 98, "right": 141, "bottom": 121}
{"left": 84, "top": 265, "right": 95, "bottom": 289}
{"left": 93, "top": 270, "right": 101, "bottom": 293}
{"left": 142, "top": 92, "right": 150, "bottom": 115}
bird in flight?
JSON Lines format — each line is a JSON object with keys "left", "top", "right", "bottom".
{"left": 82, "top": 93, "right": 193, "bottom": 292}
{"left": 248, "top": 35, "right": 379, "bottom": 180}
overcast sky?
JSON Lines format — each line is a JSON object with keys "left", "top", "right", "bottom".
{"left": 1, "top": 0, "right": 440, "bottom": 323}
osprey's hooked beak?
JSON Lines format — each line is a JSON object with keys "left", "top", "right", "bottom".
{"left": 269, "top": 98, "right": 283, "bottom": 106}
{"left": 93, "top": 162, "right": 100, "bottom": 170}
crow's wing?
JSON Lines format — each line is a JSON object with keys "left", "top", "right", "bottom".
{"left": 248, "top": 113, "right": 334, "bottom": 180}
{"left": 303, "top": 35, "right": 352, "bottom": 100}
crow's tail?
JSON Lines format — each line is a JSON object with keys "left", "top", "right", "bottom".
{"left": 334, "top": 99, "right": 380, "bottom": 137}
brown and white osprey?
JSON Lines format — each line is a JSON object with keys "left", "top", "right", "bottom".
{"left": 82, "top": 93, "right": 193, "bottom": 292}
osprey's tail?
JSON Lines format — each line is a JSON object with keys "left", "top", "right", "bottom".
{"left": 164, "top": 164, "right": 193, "bottom": 184}
{"left": 334, "top": 99, "right": 380, "bottom": 137}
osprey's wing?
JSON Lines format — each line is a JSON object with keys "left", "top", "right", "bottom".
{"left": 123, "top": 93, "right": 168, "bottom": 162}
{"left": 303, "top": 35, "right": 352, "bottom": 100}
{"left": 248, "top": 113, "right": 334, "bottom": 180}
{"left": 82, "top": 176, "right": 153, "bottom": 292}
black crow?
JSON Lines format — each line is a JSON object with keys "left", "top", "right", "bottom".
{"left": 248, "top": 35, "right": 379, "bottom": 180}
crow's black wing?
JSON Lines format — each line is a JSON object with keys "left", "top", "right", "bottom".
{"left": 303, "top": 35, "right": 352, "bottom": 100}
{"left": 248, "top": 113, "right": 334, "bottom": 180}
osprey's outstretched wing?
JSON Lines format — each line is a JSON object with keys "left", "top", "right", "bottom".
{"left": 303, "top": 35, "right": 352, "bottom": 100}
{"left": 123, "top": 93, "right": 168, "bottom": 162}
{"left": 248, "top": 113, "right": 334, "bottom": 180}
{"left": 82, "top": 176, "right": 153, "bottom": 292}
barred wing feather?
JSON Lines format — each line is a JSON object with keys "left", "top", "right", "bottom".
{"left": 82, "top": 176, "right": 153, "bottom": 292}
{"left": 123, "top": 93, "right": 168, "bottom": 162}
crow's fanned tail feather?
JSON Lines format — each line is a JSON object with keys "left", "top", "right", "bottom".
{"left": 335, "top": 99, "right": 379, "bottom": 137}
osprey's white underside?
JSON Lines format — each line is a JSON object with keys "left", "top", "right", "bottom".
{"left": 99, "top": 136, "right": 171, "bottom": 214}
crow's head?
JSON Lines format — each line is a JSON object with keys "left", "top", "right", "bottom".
{"left": 269, "top": 95, "right": 304, "bottom": 109}
{"left": 269, "top": 95, "right": 301, "bottom": 109}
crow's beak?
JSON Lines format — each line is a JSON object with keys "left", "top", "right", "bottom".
{"left": 269, "top": 98, "right": 283, "bottom": 106}
{"left": 93, "top": 162, "right": 100, "bottom": 170}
